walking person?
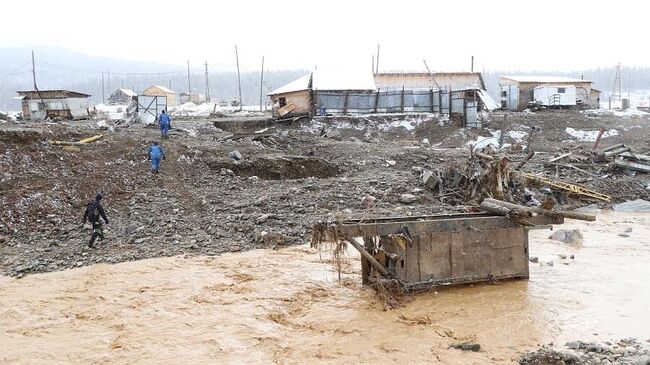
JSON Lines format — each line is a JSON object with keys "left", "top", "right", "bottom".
{"left": 83, "top": 193, "right": 109, "bottom": 248}
{"left": 158, "top": 109, "right": 171, "bottom": 139}
{"left": 148, "top": 141, "right": 166, "bottom": 173}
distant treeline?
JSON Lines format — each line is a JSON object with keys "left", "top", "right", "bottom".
{"left": 0, "top": 68, "right": 308, "bottom": 110}
{"left": 2, "top": 47, "right": 650, "bottom": 111}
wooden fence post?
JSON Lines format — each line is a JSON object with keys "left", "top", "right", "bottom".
{"left": 374, "top": 90, "right": 380, "bottom": 113}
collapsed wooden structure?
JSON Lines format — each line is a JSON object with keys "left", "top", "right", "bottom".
{"left": 313, "top": 199, "right": 594, "bottom": 291}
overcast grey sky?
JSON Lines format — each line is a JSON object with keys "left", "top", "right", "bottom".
{"left": 2, "top": 0, "right": 647, "bottom": 72}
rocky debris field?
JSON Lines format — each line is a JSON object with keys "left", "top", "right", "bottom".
{"left": 1, "top": 110, "right": 649, "bottom": 277}
{"left": 519, "top": 338, "right": 650, "bottom": 365}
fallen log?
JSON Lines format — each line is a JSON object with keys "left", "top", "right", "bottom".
{"left": 515, "top": 151, "right": 535, "bottom": 170}
{"left": 480, "top": 198, "right": 596, "bottom": 222}
{"left": 51, "top": 134, "right": 103, "bottom": 146}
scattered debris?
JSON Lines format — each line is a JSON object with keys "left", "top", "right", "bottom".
{"left": 228, "top": 150, "right": 243, "bottom": 161}
{"left": 548, "top": 229, "right": 584, "bottom": 244}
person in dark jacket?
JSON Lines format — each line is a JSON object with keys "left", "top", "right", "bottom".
{"left": 148, "top": 141, "right": 166, "bottom": 173}
{"left": 83, "top": 193, "right": 109, "bottom": 248}
{"left": 159, "top": 110, "right": 171, "bottom": 139}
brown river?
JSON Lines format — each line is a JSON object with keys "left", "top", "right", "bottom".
{"left": 1, "top": 212, "right": 649, "bottom": 364}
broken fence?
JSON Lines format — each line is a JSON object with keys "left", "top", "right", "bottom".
{"left": 315, "top": 89, "right": 476, "bottom": 116}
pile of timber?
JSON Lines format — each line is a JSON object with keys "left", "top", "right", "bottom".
{"left": 601, "top": 144, "right": 650, "bottom": 173}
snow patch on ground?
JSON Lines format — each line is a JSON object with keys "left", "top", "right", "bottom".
{"left": 586, "top": 108, "right": 649, "bottom": 118}
{"left": 565, "top": 127, "right": 618, "bottom": 142}
{"left": 95, "top": 104, "right": 128, "bottom": 120}
{"left": 467, "top": 136, "right": 500, "bottom": 151}
{"left": 377, "top": 118, "right": 422, "bottom": 131}
{"left": 508, "top": 130, "right": 528, "bottom": 143}
{"left": 169, "top": 102, "right": 215, "bottom": 117}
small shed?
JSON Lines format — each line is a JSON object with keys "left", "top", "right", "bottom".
{"left": 142, "top": 85, "right": 177, "bottom": 108}
{"left": 16, "top": 90, "right": 91, "bottom": 121}
{"left": 268, "top": 69, "right": 377, "bottom": 118}
{"left": 500, "top": 76, "right": 597, "bottom": 111}
{"left": 179, "top": 92, "right": 204, "bottom": 105}
{"left": 108, "top": 88, "right": 137, "bottom": 105}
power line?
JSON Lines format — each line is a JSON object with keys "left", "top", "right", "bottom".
{"left": 35, "top": 61, "right": 185, "bottom": 76}
{"left": 0, "top": 62, "right": 31, "bottom": 81}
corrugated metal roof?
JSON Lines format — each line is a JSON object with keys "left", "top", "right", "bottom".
{"left": 16, "top": 90, "right": 91, "bottom": 99}
{"left": 269, "top": 68, "right": 377, "bottom": 96}
{"left": 477, "top": 90, "right": 499, "bottom": 111}
{"left": 501, "top": 76, "right": 592, "bottom": 83}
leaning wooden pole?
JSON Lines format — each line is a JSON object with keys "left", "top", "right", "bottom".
{"left": 346, "top": 239, "right": 402, "bottom": 283}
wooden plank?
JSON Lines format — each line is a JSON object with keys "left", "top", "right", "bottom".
{"left": 336, "top": 215, "right": 561, "bottom": 239}
{"left": 450, "top": 232, "right": 464, "bottom": 279}
{"left": 405, "top": 235, "right": 420, "bottom": 282}
{"left": 418, "top": 232, "right": 452, "bottom": 281}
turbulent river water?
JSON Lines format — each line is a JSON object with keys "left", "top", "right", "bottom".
{"left": 1, "top": 212, "right": 648, "bottom": 364}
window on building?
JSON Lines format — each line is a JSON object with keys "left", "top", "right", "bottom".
{"left": 279, "top": 97, "right": 287, "bottom": 107}
{"left": 29, "top": 102, "right": 44, "bottom": 112}
{"left": 501, "top": 90, "right": 507, "bottom": 97}
{"left": 557, "top": 88, "right": 566, "bottom": 93}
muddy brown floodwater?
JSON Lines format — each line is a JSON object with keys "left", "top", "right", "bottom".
{"left": 1, "top": 212, "right": 648, "bottom": 364}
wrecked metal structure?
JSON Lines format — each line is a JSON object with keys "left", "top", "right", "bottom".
{"left": 17, "top": 90, "right": 91, "bottom": 121}
{"left": 316, "top": 212, "right": 558, "bottom": 289}
{"left": 313, "top": 200, "right": 593, "bottom": 291}
{"left": 500, "top": 76, "right": 601, "bottom": 111}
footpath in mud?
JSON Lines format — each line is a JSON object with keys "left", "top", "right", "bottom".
{"left": 0, "top": 212, "right": 648, "bottom": 364}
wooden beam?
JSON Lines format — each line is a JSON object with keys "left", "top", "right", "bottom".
{"left": 481, "top": 198, "right": 595, "bottom": 221}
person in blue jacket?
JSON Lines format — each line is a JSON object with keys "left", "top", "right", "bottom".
{"left": 158, "top": 109, "right": 171, "bottom": 138}
{"left": 148, "top": 141, "right": 166, "bottom": 173}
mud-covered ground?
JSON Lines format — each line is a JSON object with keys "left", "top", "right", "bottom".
{"left": 1, "top": 212, "right": 649, "bottom": 365}
{"left": 1, "top": 110, "right": 649, "bottom": 277}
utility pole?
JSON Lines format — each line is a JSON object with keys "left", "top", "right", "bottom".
{"left": 31, "top": 50, "right": 37, "bottom": 89}
{"left": 187, "top": 60, "right": 191, "bottom": 94}
{"left": 259, "top": 56, "right": 264, "bottom": 111}
{"left": 107, "top": 71, "right": 111, "bottom": 94}
{"left": 101, "top": 72, "right": 105, "bottom": 104}
{"left": 376, "top": 44, "right": 380, "bottom": 74}
{"left": 204, "top": 61, "right": 210, "bottom": 103}
{"left": 611, "top": 62, "right": 622, "bottom": 103}
{"left": 471, "top": 56, "right": 474, "bottom": 73}
{"left": 235, "top": 44, "right": 242, "bottom": 111}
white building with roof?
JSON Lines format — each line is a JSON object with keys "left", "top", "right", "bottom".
{"left": 500, "top": 75, "right": 600, "bottom": 111}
